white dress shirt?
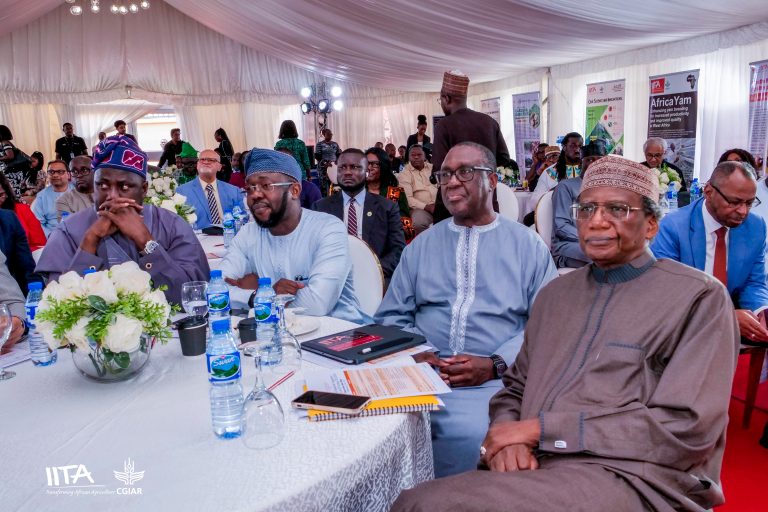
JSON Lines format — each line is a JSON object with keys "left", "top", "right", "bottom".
{"left": 701, "top": 202, "right": 729, "bottom": 276}
{"left": 342, "top": 189, "right": 365, "bottom": 238}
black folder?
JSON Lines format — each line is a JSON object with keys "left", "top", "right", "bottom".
{"left": 301, "top": 324, "right": 425, "bottom": 364}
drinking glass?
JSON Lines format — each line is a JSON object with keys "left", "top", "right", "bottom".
{"left": 181, "top": 281, "right": 208, "bottom": 319}
{"left": 242, "top": 352, "right": 285, "bottom": 450}
{"left": 272, "top": 294, "right": 302, "bottom": 372}
{"left": 0, "top": 305, "right": 17, "bottom": 381}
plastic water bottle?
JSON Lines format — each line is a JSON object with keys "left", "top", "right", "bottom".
{"left": 26, "top": 282, "right": 56, "bottom": 366}
{"left": 207, "top": 318, "right": 243, "bottom": 439}
{"left": 232, "top": 205, "right": 246, "bottom": 234}
{"left": 659, "top": 192, "right": 670, "bottom": 216}
{"left": 689, "top": 178, "right": 701, "bottom": 203}
{"left": 222, "top": 211, "right": 235, "bottom": 248}
{"left": 666, "top": 182, "right": 678, "bottom": 211}
{"left": 254, "top": 277, "right": 276, "bottom": 345}
{"left": 206, "top": 270, "right": 230, "bottom": 320}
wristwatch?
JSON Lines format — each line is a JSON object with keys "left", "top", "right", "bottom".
{"left": 140, "top": 239, "right": 160, "bottom": 256}
{"left": 489, "top": 354, "right": 507, "bottom": 379}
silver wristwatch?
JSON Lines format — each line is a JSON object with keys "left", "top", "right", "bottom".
{"left": 140, "top": 239, "right": 160, "bottom": 256}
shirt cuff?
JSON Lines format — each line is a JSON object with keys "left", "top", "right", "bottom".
{"left": 538, "top": 411, "right": 584, "bottom": 454}
{"left": 71, "top": 249, "right": 106, "bottom": 273}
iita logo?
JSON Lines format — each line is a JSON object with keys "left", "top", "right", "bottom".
{"left": 113, "top": 458, "right": 145, "bottom": 495}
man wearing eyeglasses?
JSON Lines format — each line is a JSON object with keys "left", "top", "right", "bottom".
{"left": 30, "top": 160, "right": 72, "bottom": 236}
{"left": 376, "top": 142, "right": 557, "bottom": 477}
{"left": 652, "top": 160, "right": 768, "bottom": 342}
{"left": 176, "top": 149, "right": 244, "bottom": 230}
{"left": 220, "top": 149, "right": 367, "bottom": 324}
{"left": 56, "top": 155, "right": 95, "bottom": 219}
{"left": 393, "top": 155, "right": 738, "bottom": 512}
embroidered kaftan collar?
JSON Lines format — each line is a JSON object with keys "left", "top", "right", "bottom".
{"left": 590, "top": 249, "right": 656, "bottom": 284}
{"left": 448, "top": 213, "right": 499, "bottom": 234}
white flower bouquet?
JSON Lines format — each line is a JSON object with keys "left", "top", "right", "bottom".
{"left": 652, "top": 165, "right": 682, "bottom": 193}
{"left": 496, "top": 165, "right": 520, "bottom": 187}
{"left": 36, "top": 262, "right": 175, "bottom": 381}
{"left": 144, "top": 168, "right": 197, "bottom": 225}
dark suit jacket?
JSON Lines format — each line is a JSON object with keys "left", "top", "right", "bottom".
{"left": 313, "top": 191, "right": 405, "bottom": 279}
{"left": 0, "top": 209, "right": 37, "bottom": 295}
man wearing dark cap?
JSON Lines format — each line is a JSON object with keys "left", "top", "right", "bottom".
{"left": 36, "top": 136, "right": 209, "bottom": 305}
{"left": 393, "top": 155, "right": 738, "bottom": 512}
{"left": 551, "top": 138, "right": 608, "bottom": 268}
{"left": 220, "top": 148, "right": 367, "bottom": 324}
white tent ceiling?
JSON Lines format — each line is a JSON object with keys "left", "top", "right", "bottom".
{"left": 1, "top": 0, "right": 768, "bottom": 101}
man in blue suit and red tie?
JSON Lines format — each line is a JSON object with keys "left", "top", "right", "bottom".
{"left": 651, "top": 160, "right": 768, "bottom": 342}
{"left": 177, "top": 148, "right": 244, "bottom": 229}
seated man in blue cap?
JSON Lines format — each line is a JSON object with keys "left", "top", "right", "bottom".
{"left": 220, "top": 148, "right": 368, "bottom": 324}
{"left": 35, "top": 136, "right": 210, "bottom": 305}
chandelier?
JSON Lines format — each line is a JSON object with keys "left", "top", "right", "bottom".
{"left": 65, "top": 0, "right": 151, "bottom": 15}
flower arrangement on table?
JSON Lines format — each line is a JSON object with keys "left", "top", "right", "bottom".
{"left": 35, "top": 262, "right": 175, "bottom": 381}
{"left": 652, "top": 165, "right": 682, "bottom": 193}
{"left": 496, "top": 165, "right": 520, "bottom": 187}
{"left": 144, "top": 168, "right": 197, "bottom": 225}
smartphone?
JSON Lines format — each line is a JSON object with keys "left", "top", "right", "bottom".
{"left": 291, "top": 390, "right": 372, "bottom": 415}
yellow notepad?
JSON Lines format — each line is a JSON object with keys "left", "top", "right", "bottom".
{"left": 307, "top": 395, "right": 440, "bottom": 422}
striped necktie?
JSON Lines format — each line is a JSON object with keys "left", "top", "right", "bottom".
{"left": 206, "top": 184, "right": 221, "bottom": 224}
{"left": 347, "top": 198, "right": 358, "bottom": 237}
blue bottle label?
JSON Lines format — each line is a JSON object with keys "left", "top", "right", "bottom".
{"left": 207, "top": 292, "right": 230, "bottom": 313}
{"left": 25, "top": 304, "right": 37, "bottom": 327}
{"left": 207, "top": 351, "right": 241, "bottom": 382}
{"left": 254, "top": 301, "right": 272, "bottom": 322}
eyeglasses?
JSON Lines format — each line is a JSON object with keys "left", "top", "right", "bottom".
{"left": 710, "top": 183, "right": 761, "bottom": 209}
{"left": 571, "top": 202, "right": 643, "bottom": 221}
{"left": 245, "top": 182, "right": 294, "bottom": 194}
{"left": 198, "top": 157, "right": 220, "bottom": 164}
{"left": 645, "top": 152, "right": 664, "bottom": 159}
{"left": 433, "top": 166, "right": 493, "bottom": 185}
{"left": 47, "top": 169, "right": 68, "bottom": 176}
{"left": 70, "top": 167, "right": 91, "bottom": 177}
{"left": 337, "top": 164, "right": 364, "bottom": 172}
{"left": 366, "top": 161, "right": 381, "bottom": 168}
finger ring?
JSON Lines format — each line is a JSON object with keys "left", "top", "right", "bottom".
{"left": 479, "top": 445, "right": 487, "bottom": 457}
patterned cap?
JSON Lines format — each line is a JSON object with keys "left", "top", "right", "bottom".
{"left": 92, "top": 135, "right": 147, "bottom": 180}
{"left": 243, "top": 148, "right": 302, "bottom": 182}
{"left": 442, "top": 70, "right": 470, "bottom": 96}
{"left": 581, "top": 155, "right": 659, "bottom": 201}
{"left": 544, "top": 145, "right": 561, "bottom": 156}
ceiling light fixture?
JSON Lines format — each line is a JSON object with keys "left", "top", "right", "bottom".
{"left": 65, "top": 1, "right": 150, "bottom": 16}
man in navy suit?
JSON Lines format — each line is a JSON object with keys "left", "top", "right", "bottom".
{"left": 651, "top": 161, "right": 768, "bottom": 342}
{"left": 177, "top": 148, "right": 244, "bottom": 229}
{"left": 0, "top": 209, "right": 37, "bottom": 295}
{"left": 313, "top": 148, "right": 405, "bottom": 280}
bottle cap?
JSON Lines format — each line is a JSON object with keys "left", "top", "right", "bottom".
{"left": 210, "top": 270, "right": 222, "bottom": 279}
{"left": 258, "top": 277, "right": 272, "bottom": 286}
{"left": 211, "top": 318, "right": 230, "bottom": 334}
{"left": 28, "top": 281, "right": 43, "bottom": 291}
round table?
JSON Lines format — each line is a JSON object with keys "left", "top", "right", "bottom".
{"left": 513, "top": 190, "right": 534, "bottom": 222}
{"left": 0, "top": 317, "right": 433, "bottom": 511}
{"left": 197, "top": 233, "right": 225, "bottom": 271}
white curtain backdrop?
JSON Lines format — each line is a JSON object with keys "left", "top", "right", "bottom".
{"left": 55, "top": 102, "right": 159, "bottom": 150}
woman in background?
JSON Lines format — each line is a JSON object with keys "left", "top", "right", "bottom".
{"left": 214, "top": 127, "right": 234, "bottom": 182}
{"left": 0, "top": 174, "right": 46, "bottom": 251}
{"left": 274, "top": 120, "right": 311, "bottom": 180}
{"left": 365, "top": 147, "right": 414, "bottom": 241}
{"left": 405, "top": 115, "right": 431, "bottom": 162}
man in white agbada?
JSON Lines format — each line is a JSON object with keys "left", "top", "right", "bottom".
{"left": 220, "top": 148, "right": 367, "bottom": 324}
{"left": 375, "top": 142, "right": 556, "bottom": 477}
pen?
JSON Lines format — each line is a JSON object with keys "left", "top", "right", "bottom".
{"left": 359, "top": 337, "right": 413, "bottom": 355}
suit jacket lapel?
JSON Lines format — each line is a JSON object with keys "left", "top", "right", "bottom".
{"left": 190, "top": 181, "right": 211, "bottom": 226}
{"left": 689, "top": 200, "right": 706, "bottom": 271}
{"left": 362, "top": 194, "right": 375, "bottom": 241}
{"left": 727, "top": 224, "right": 747, "bottom": 292}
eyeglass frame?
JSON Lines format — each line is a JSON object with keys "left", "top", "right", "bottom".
{"left": 433, "top": 166, "right": 493, "bottom": 185}
{"left": 245, "top": 182, "right": 295, "bottom": 194}
{"left": 47, "top": 168, "right": 70, "bottom": 176}
{"left": 198, "top": 157, "right": 220, "bottom": 165}
{"left": 571, "top": 202, "right": 644, "bottom": 222}
{"left": 709, "top": 182, "right": 761, "bottom": 209}
{"left": 70, "top": 166, "right": 91, "bottom": 178}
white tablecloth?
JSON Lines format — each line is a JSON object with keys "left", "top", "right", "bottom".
{"left": 514, "top": 190, "right": 534, "bottom": 221}
{"left": 198, "top": 233, "right": 225, "bottom": 271}
{"left": 0, "top": 317, "right": 433, "bottom": 511}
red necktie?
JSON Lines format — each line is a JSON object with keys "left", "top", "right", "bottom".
{"left": 347, "top": 199, "right": 358, "bottom": 237}
{"left": 713, "top": 226, "right": 727, "bottom": 287}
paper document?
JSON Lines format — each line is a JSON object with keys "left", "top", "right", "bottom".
{"left": 0, "top": 340, "right": 30, "bottom": 368}
{"left": 304, "top": 362, "right": 451, "bottom": 399}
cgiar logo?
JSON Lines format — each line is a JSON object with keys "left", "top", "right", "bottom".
{"left": 114, "top": 458, "right": 145, "bottom": 494}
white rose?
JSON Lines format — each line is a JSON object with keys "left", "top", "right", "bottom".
{"left": 37, "top": 319, "right": 63, "bottom": 351}
{"left": 660, "top": 174, "right": 670, "bottom": 184}
{"left": 160, "top": 199, "right": 176, "bottom": 212}
{"left": 83, "top": 271, "right": 119, "bottom": 303}
{"left": 186, "top": 212, "right": 197, "bottom": 225}
{"left": 652, "top": 168, "right": 661, "bottom": 176}
{"left": 41, "top": 280, "right": 67, "bottom": 303}
{"left": 64, "top": 317, "right": 91, "bottom": 352}
{"left": 146, "top": 289, "right": 171, "bottom": 320}
{"left": 103, "top": 314, "right": 143, "bottom": 353}
{"left": 172, "top": 193, "right": 186, "bottom": 205}
{"left": 110, "top": 261, "right": 151, "bottom": 295}
{"left": 57, "top": 271, "right": 86, "bottom": 299}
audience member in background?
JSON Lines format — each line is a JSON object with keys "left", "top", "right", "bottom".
{"left": 221, "top": 148, "right": 366, "bottom": 323}
{"left": 385, "top": 143, "right": 402, "bottom": 173}
{"left": 652, "top": 160, "right": 768, "bottom": 343}
{"left": 377, "top": 142, "right": 556, "bottom": 477}
{"left": 54, "top": 123, "right": 88, "bottom": 167}
{"left": 228, "top": 152, "right": 246, "bottom": 189}
{"left": 274, "top": 120, "right": 311, "bottom": 179}
{"left": 19, "top": 186, "right": 37, "bottom": 205}
{"left": 91, "top": 132, "right": 106, "bottom": 155}
{"left": 399, "top": 145, "right": 436, "bottom": 235}
{"left": 114, "top": 120, "right": 137, "bottom": 142}
{"left": 0, "top": 205, "right": 37, "bottom": 295}
{"left": 641, "top": 136, "right": 688, "bottom": 191}
{"left": 524, "top": 142, "right": 548, "bottom": 191}
{"left": 275, "top": 148, "right": 321, "bottom": 209}
{"left": 177, "top": 142, "right": 199, "bottom": 185}
{"left": 37, "top": 136, "right": 208, "bottom": 305}
{"left": 214, "top": 127, "right": 234, "bottom": 182}
{"left": 56, "top": 155, "right": 95, "bottom": 218}
{"left": 374, "top": 141, "right": 384, "bottom": 149}
{"left": 397, "top": 145, "right": 406, "bottom": 165}
{"left": 158, "top": 128, "right": 185, "bottom": 169}
{"left": 406, "top": 115, "right": 431, "bottom": 162}
{"left": 523, "top": 144, "right": 561, "bottom": 226}
{"left": 551, "top": 138, "right": 608, "bottom": 268}
{"left": 0, "top": 124, "right": 37, "bottom": 200}
{"left": 0, "top": 174, "right": 45, "bottom": 251}
{"left": 366, "top": 147, "right": 414, "bottom": 241}
{"left": 31, "top": 160, "right": 71, "bottom": 236}
{"left": 314, "top": 148, "right": 405, "bottom": 281}
{"left": 177, "top": 149, "right": 244, "bottom": 229}
{"left": 553, "top": 131, "right": 584, "bottom": 181}
{"left": 393, "top": 157, "right": 738, "bottom": 512}
{"left": 29, "top": 151, "right": 45, "bottom": 176}
{"left": 718, "top": 147, "right": 757, "bottom": 169}
{"left": 0, "top": 250, "right": 27, "bottom": 350}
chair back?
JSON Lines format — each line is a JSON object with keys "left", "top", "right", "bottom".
{"left": 347, "top": 235, "right": 384, "bottom": 317}
{"left": 495, "top": 184, "right": 519, "bottom": 222}
{"left": 534, "top": 190, "right": 555, "bottom": 249}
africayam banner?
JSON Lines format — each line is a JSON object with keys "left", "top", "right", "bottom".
{"left": 647, "top": 69, "right": 699, "bottom": 184}
{"left": 511, "top": 92, "right": 541, "bottom": 171}
{"left": 748, "top": 60, "right": 768, "bottom": 173}
{"left": 585, "top": 79, "right": 625, "bottom": 155}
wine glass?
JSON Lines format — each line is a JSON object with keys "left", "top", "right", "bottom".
{"left": 181, "top": 281, "right": 208, "bottom": 319}
{"left": 0, "top": 305, "right": 17, "bottom": 381}
{"left": 242, "top": 352, "right": 285, "bottom": 450}
{"left": 272, "top": 294, "right": 302, "bottom": 372}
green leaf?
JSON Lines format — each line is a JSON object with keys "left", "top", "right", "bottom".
{"left": 114, "top": 352, "right": 130, "bottom": 369}
{"left": 88, "top": 295, "right": 108, "bottom": 313}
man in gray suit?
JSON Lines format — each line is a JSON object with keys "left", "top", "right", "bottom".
{"left": 313, "top": 148, "right": 405, "bottom": 280}
{"left": 0, "top": 250, "right": 26, "bottom": 352}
